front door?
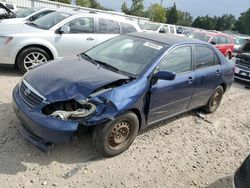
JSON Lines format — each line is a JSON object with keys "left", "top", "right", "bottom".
{"left": 55, "top": 16, "right": 97, "bottom": 58}
{"left": 148, "top": 45, "right": 194, "bottom": 124}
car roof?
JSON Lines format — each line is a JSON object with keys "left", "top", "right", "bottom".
{"left": 55, "top": 10, "right": 139, "bottom": 25}
{"left": 128, "top": 32, "right": 203, "bottom": 46}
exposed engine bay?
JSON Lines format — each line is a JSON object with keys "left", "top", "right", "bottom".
{"left": 43, "top": 100, "right": 96, "bottom": 120}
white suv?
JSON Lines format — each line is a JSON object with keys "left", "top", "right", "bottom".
{"left": 0, "top": 11, "right": 141, "bottom": 73}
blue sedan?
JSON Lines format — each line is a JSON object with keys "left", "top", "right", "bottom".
{"left": 13, "top": 33, "right": 235, "bottom": 156}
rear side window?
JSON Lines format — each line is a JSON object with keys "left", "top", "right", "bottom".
{"left": 160, "top": 46, "right": 192, "bottom": 74}
{"left": 195, "top": 46, "right": 219, "bottom": 69}
{"left": 226, "top": 37, "right": 232, "bottom": 44}
{"left": 120, "top": 22, "right": 137, "bottom": 34}
{"left": 98, "top": 18, "right": 120, "bottom": 34}
{"left": 65, "top": 17, "right": 94, "bottom": 33}
{"left": 219, "top": 36, "right": 227, "bottom": 44}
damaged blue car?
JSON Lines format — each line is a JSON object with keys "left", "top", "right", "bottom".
{"left": 13, "top": 33, "right": 235, "bottom": 157}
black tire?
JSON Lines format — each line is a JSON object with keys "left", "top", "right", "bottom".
{"left": 17, "top": 47, "right": 51, "bottom": 74}
{"left": 93, "top": 112, "right": 139, "bottom": 157}
{"left": 203, "top": 86, "right": 224, "bottom": 113}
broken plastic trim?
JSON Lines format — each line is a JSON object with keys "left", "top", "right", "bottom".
{"left": 43, "top": 99, "right": 96, "bottom": 120}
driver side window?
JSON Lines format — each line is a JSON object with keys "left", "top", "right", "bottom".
{"left": 159, "top": 46, "right": 192, "bottom": 74}
{"left": 65, "top": 17, "right": 94, "bottom": 33}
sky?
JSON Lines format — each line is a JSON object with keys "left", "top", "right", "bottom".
{"left": 99, "top": 0, "right": 250, "bottom": 19}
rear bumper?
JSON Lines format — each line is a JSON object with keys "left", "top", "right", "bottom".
{"left": 12, "top": 85, "right": 79, "bottom": 150}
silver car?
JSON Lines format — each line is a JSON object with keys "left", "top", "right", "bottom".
{"left": 0, "top": 11, "right": 141, "bottom": 73}
{"left": 0, "top": 7, "right": 56, "bottom": 25}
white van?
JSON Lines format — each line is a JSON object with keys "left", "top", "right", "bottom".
{"left": 141, "top": 22, "right": 177, "bottom": 35}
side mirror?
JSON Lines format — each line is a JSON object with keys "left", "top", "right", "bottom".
{"left": 29, "top": 16, "right": 34, "bottom": 22}
{"left": 153, "top": 71, "right": 176, "bottom": 81}
{"left": 59, "top": 25, "right": 70, "bottom": 34}
{"left": 210, "top": 41, "right": 216, "bottom": 45}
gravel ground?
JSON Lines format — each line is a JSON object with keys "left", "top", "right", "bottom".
{"left": 0, "top": 67, "right": 249, "bottom": 188}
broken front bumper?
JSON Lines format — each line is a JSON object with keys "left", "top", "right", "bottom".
{"left": 12, "top": 85, "right": 79, "bottom": 151}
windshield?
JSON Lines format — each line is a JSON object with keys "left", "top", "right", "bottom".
{"left": 15, "top": 8, "right": 38, "bottom": 18}
{"left": 84, "top": 35, "right": 165, "bottom": 76}
{"left": 31, "top": 11, "right": 71, "bottom": 30}
{"left": 187, "top": 32, "right": 211, "bottom": 42}
{"left": 141, "top": 23, "right": 161, "bottom": 31}
{"left": 234, "top": 38, "right": 249, "bottom": 46}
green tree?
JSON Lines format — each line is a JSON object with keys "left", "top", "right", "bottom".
{"left": 192, "top": 15, "right": 217, "bottom": 30}
{"left": 167, "top": 3, "right": 178, "bottom": 24}
{"left": 129, "top": 0, "right": 144, "bottom": 16}
{"left": 215, "top": 14, "right": 236, "bottom": 31}
{"left": 50, "top": 0, "right": 70, "bottom": 3}
{"left": 176, "top": 11, "right": 193, "bottom": 26}
{"left": 147, "top": 3, "right": 166, "bottom": 23}
{"left": 77, "top": 0, "right": 91, "bottom": 7}
{"left": 234, "top": 8, "right": 250, "bottom": 35}
{"left": 121, "top": 2, "right": 130, "bottom": 14}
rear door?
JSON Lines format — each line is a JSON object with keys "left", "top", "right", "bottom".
{"left": 188, "top": 45, "right": 222, "bottom": 109}
{"left": 148, "top": 45, "right": 194, "bottom": 124}
{"left": 55, "top": 16, "right": 97, "bottom": 57}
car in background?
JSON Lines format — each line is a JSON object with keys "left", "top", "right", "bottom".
{"left": 233, "top": 35, "right": 250, "bottom": 53}
{"left": 12, "top": 33, "right": 234, "bottom": 156}
{"left": 0, "top": 11, "right": 141, "bottom": 73}
{"left": 187, "top": 31, "right": 234, "bottom": 59}
{"left": 141, "top": 22, "right": 177, "bottom": 35}
{"left": 234, "top": 155, "right": 250, "bottom": 188}
{"left": 0, "top": 2, "right": 16, "bottom": 19}
{"left": 1, "top": 2, "right": 17, "bottom": 12}
{"left": 234, "top": 40, "right": 250, "bottom": 82}
{"left": 0, "top": 7, "right": 56, "bottom": 25}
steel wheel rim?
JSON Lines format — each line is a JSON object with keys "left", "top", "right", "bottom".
{"left": 210, "top": 90, "right": 222, "bottom": 111}
{"left": 108, "top": 121, "right": 131, "bottom": 150}
{"left": 23, "top": 52, "right": 47, "bottom": 71}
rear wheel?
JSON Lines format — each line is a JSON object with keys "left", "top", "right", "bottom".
{"left": 203, "top": 86, "right": 224, "bottom": 113}
{"left": 17, "top": 47, "right": 51, "bottom": 74}
{"left": 93, "top": 112, "right": 139, "bottom": 157}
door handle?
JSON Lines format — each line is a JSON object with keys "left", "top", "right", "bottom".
{"left": 86, "top": 37, "right": 94, "bottom": 41}
{"left": 187, "top": 77, "right": 193, "bottom": 84}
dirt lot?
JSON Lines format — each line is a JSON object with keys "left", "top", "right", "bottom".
{"left": 0, "top": 67, "right": 249, "bottom": 188}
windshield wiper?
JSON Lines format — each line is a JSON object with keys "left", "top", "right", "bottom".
{"left": 26, "top": 22, "right": 39, "bottom": 28}
{"left": 80, "top": 53, "right": 98, "bottom": 65}
{"left": 94, "top": 60, "right": 120, "bottom": 73}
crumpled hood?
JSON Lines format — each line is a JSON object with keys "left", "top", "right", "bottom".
{"left": 24, "top": 56, "right": 129, "bottom": 102}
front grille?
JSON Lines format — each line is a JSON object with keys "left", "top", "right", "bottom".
{"left": 235, "top": 73, "right": 250, "bottom": 80}
{"left": 236, "top": 60, "right": 250, "bottom": 69}
{"left": 19, "top": 80, "right": 46, "bottom": 107}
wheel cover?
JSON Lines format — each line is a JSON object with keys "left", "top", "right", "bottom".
{"left": 23, "top": 52, "right": 47, "bottom": 71}
{"left": 210, "top": 90, "right": 222, "bottom": 111}
{"left": 108, "top": 121, "right": 131, "bottom": 150}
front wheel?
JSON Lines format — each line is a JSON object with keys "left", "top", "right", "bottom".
{"left": 203, "top": 86, "right": 224, "bottom": 113}
{"left": 93, "top": 112, "right": 139, "bottom": 157}
{"left": 17, "top": 47, "right": 51, "bottom": 74}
